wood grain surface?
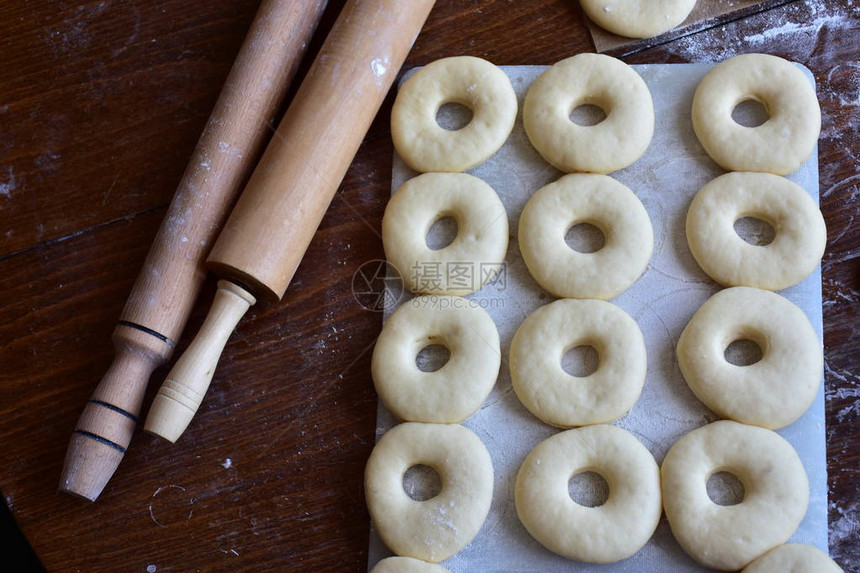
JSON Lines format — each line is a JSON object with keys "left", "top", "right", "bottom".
{"left": 0, "top": 1, "right": 856, "bottom": 571}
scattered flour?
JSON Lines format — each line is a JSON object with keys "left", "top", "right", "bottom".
{"left": 828, "top": 501, "right": 860, "bottom": 562}
{"left": 668, "top": 0, "right": 854, "bottom": 63}
{"left": 370, "top": 56, "right": 390, "bottom": 77}
{"left": 742, "top": 16, "right": 849, "bottom": 45}
{"left": 0, "top": 166, "right": 16, "bottom": 197}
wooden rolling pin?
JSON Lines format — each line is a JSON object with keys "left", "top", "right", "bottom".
{"left": 60, "top": 0, "right": 328, "bottom": 502}
{"left": 144, "top": 0, "right": 436, "bottom": 443}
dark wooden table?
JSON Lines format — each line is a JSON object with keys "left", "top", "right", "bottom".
{"left": 1, "top": 1, "right": 856, "bottom": 571}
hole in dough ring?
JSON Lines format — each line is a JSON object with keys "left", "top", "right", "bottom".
{"left": 580, "top": 0, "right": 697, "bottom": 39}
{"left": 686, "top": 172, "right": 826, "bottom": 290}
{"left": 677, "top": 286, "right": 822, "bottom": 429}
{"left": 692, "top": 54, "right": 821, "bottom": 175}
{"left": 382, "top": 172, "right": 509, "bottom": 296}
{"left": 372, "top": 295, "right": 501, "bottom": 423}
{"left": 741, "top": 543, "right": 844, "bottom": 573}
{"left": 661, "top": 421, "right": 809, "bottom": 571}
{"left": 391, "top": 56, "right": 517, "bottom": 173}
{"left": 523, "top": 53, "right": 654, "bottom": 173}
{"left": 364, "top": 423, "right": 493, "bottom": 563}
{"left": 519, "top": 173, "right": 653, "bottom": 300}
{"left": 515, "top": 424, "right": 662, "bottom": 563}
{"left": 510, "top": 298, "right": 647, "bottom": 428}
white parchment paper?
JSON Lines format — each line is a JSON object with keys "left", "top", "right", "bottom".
{"left": 369, "top": 63, "right": 827, "bottom": 572}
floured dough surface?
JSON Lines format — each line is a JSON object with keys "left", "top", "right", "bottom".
{"left": 365, "top": 423, "right": 493, "bottom": 563}
{"left": 661, "top": 421, "right": 809, "bottom": 571}
{"left": 686, "top": 172, "right": 826, "bottom": 290}
{"left": 580, "top": 0, "right": 697, "bottom": 38}
{"left": 742, "top": 543, "right": 843, "bottom": 573}
{"left": 515, "top": 424, "right": 661, "bottom": 563}
{"left": 677, "top": 286, "right": 822, "bottom": 429}
{"left": 523, "top": 53, "right": 654, "bottom": 173}
{"left": 382, "top": 172, "right": 509, "bottom": 296}
{"left": 371, "top": 556, "right": 452, "bottom": 573}
{"left": 519, "top": 173, "right": 653, "bottom": 299}
{"left": 372, "top": 295, "right": 500, "bottom": 424}
{"left": 392, "top": 56, "right": 517, "bottom": 173}
{"left": 692, "top": 53, "right": 821, "bottom": 175}
{"left": 510, "top": 298, "right": 646, "bottom": 428}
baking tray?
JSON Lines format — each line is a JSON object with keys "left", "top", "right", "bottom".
{"left": 368, "top": 62, "right": 826, "bottom": 572}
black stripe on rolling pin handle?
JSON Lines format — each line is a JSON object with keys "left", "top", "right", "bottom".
{"left": 72, "top": 430, "right": 126, "bottom": 454}
{"left": 88, "top": 400, "right": 138, "bottom": 422}
{"left": 117, "top": 321, "right": 175, "bottom": 346}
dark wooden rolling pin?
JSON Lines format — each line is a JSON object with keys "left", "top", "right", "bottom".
{"left": 60, "top": 0, "right": 329, "bottom": 502}
{"left": 143, "top": 0, "right": 436, "bottom": 443}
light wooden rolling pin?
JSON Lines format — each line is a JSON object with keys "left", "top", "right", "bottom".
{"left": 144, "top": 0, "right": 436, "bottom": 443}
{"left": 60, "top": 0, "right": 329, "bottom": 502}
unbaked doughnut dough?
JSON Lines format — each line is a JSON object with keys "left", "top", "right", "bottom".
{"left": 391, "top": 56, "right": 517, "bottom": 172}
{"left": 686, "top": 172, "right": 826, "bottom": 290}
{"left": 382, "top": 172, "right": 509, "bottom": 296}
{"left": 662, "top": 420, "right": 809, "bottom": 571}
{"left": 370, "top": 556, "right": 451, "bottom": 573}
{"left": 518, "top": 173, "right": 653, "bottom": 299}
{"left": 677, "top": 286, "right": 822, "bottom": 429}
{"left": 580, "top": 0, "right": 697, "bottom": 39}
{"left": 365, "top": 423, "right": 493, "bottom": 563}
{"left": 523, "top": 53, "right": 654, "bottom": 173}
{"left": 372, "top": 295, "right": 500, "bottom": 423}
{"left": 515, "top": 424, "right": 661, "bottom": 563}
{"left": 742, "top": 543, "right": 844, "bottom": 573}
{"left": 692, "top": 53, "right": 821, "bottom": 175}
{"left": 510, "top": 298, "right": 647, "bottom": 428}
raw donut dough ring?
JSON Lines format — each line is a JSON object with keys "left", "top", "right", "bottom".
{"left": 742, "top": 543, "right": 844, "bottom": 573}
{"left": 580, "top": 0, "right": 697, "bottom": 39}
{"left": 510, "top": 298, "right": 647, "bottom": 428}
{"left": 382, "top": 172, "right": 509, "bottom": 296}
{"left": 692, "top": 53, "right": 821, "bottom": 175}
{"left": 661, "top": 420, "right": 809, "bottom": 571}
{"left": 371, "top": 557, "right": 451, "bottom": 573}
{"left": 518, "top": 173, "right": 653, "bottom": 299}
{"left": 523, "top": 53, "right": 654, "bottom": 173}
{"left": 365, "top": 423, "right": 493, "bottom": 563}
{"left": 515, "top": 424, "right": 662, "bottom": 563}
{"left": 686, "top": 172, "right": 826, "bottom": 290}
{"left": 391, "top": 56, "right": 517, "bottom": 173}
{"left": 677, "top": 286, "right": 822, "bottom": 429}
{"left": 372, "top": 295, "right": 501, "bottom": 423}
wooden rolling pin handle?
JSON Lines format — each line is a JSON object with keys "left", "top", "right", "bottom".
{"left": 60, "top": 325, "right": 173, "bottom": 501}
{"left": 60, "top": 0, "right": 328, "bottom": 501}
{"left": 144, "top": 281, "right": 256, "bottom": 442}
